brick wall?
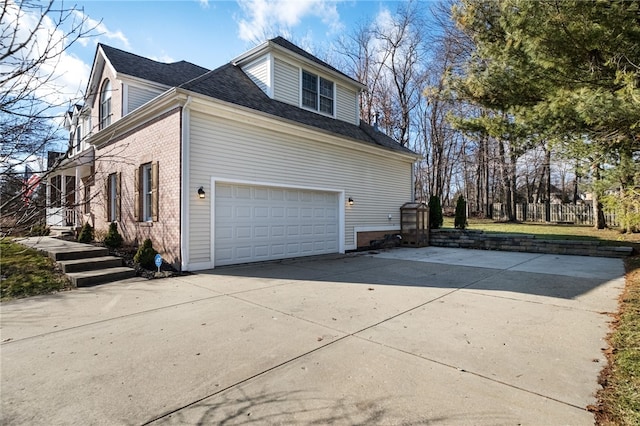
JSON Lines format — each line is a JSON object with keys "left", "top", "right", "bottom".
{"left": 93, "top": 108, "right": 182, "bottom": 268}
{"left": 356, "top": 230, "right": 400, "bottom": 248}
{"left": 429, "top": 229, "right": 633, "bottom": 258}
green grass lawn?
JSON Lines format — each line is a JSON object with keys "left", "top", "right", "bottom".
{"left": 0, "top": 238, "right": 72, "bottom": 301}
{"left": 596, "top": 255, "right": 640, "bottom": 425}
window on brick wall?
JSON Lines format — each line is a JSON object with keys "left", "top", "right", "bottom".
{"left": 105, "top": 172, "right": 120, "bottom": 222}
{"left": 84, "top": 185, "right": 91, "bottom": 214}
{"left": 135, "top": 162, "right": 158, "bottom": 222}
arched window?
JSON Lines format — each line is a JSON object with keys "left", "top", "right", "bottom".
{"left": 99, "top": 79, "right": 111, "bottom": 129}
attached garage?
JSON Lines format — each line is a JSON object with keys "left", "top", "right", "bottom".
{"left": 214, "top": 182, "right": 341, "bottom": 266}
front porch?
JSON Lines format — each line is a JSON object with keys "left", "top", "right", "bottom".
{"left": 46, "top": 147, "right": 94, "bottom": 231}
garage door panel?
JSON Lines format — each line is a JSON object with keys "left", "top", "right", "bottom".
{"left": 254, "top": 206, "right": 269, "bottom": 218}
{"left": 235, "top": 246, "right": 253, "bottom": 260}
{"left": 255, "top": 226, "right": 269, "bottom": 238}
{"left": 217, "top": 226, "right": 233, "bottom": 240}
{"left": 236, "top": 226, "right": 252, "bottom": 239}
{"left": 271, "top": 226, "right": 285, "bottom": 237}
{"left": 271, "top": 244, "right": 285, "bottom": 256}
{"left": 215, "top": 183, "right": 339, "bottom": 266}
{"left": 254, "top": 245, "right": 269, "bottom": 257}
{"left": 254, "top": 187, "right": 269, "bottom": 199}
{"left": 236, "top": 186, "right": 251, "bottom": 199}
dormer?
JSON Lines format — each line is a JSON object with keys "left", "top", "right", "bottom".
{"left": 84, "top": 44, "right": 209, "bottom": 136}
{"left": 233, "top": 37, "right": 366, "bottom": 126}
{"left": 64, "top": 104, "right": 92, "bottom": 156}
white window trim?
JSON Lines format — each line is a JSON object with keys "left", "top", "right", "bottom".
{"left": 99, "top": 79, "right": 112, "bottom": 130}
{"left": 300, "top": 69, "right": 335, "bottom": 118}
{"left": 108, "top": 173, "right": 117, "bottom": 222}
{"left": 142, "top": 163, "right": 153, "bottom": 222}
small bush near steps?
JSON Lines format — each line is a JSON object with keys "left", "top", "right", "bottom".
{"left": 134, "top": 238, "right": 158, "bottom": 269}
{"left": 77, "top": 223, "right": 94, "bottom": 243}
{"left": 103, "top": 222, "right": 123, "bottom": 249}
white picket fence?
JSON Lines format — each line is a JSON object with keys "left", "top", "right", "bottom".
{"left": 491, "top": 203, "right": 619, "bottom": 227}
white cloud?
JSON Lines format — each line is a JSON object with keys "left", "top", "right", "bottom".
{"left": 236, "top": 0, "right": 343, "bottom": 43}
{"left": 198, "top": 0, "right": 210, "bottom": 9}
{"left": 0, "top": 1, "right": 92, "bottom": 109}
{"left": 149, "top": 53, "right": 176, "bottom": 63}
{"left": 72, "top": 10, "right": 130, "bottom": 49}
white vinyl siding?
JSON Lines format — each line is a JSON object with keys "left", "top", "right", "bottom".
{"left": 188, "top": 109, "right": 412, "bottom": 265}
{"left": 336, "top": 84, "right": 358, "bottom": 125}
{"left": 128, "top": 85, "right": 164, "bottom": 114}
{"left": 242, "top": 56, "right": 270, "bottom": 95}
{"left": 273, "top": 58, "right": 298, "bottom": 105}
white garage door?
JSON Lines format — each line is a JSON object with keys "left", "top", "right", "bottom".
{"left": 214, "top": 183, "right": 339, "bottom": 266}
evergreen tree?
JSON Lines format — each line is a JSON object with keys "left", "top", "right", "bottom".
{"left": 428, "top": 195, "right": 443, "bottom": 229}
{"left": 449, "top": 0, "right": 640, "bottom": 230}
{"left": 454, "top": 195, "right": 468, "bottom": 230}
{"left": 103, "top": 222, "right": 123, "bottom": 249}
{"left": 134, "top": 239, "right": 158, "bottom": 269}
{"left": 77, "top": 223, "right": 94, "bottom": 243}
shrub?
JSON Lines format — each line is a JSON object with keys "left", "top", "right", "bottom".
{"left": 77, "top": 223, "right": 94, "bottom": 243}
{"left": 134, "top": 238, "right": 158, "bottom": 268}
{"left": 428, "top": 195, "right": 443, "bottom": 229}
{"left": 103, "top": 222, "right": 123, "bottom": 249}
{"left": 454, "top": 195, "right": 468, "bottom": 230}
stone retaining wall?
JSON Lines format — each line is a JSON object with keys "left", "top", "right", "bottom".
{"left": 429, "top": 229, "right": 633, "bottom": 258}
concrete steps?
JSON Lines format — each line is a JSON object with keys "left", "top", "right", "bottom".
{"left": 58, "top": 256, "right": 125, "bottom": 273}
{"left": 57, "top": 250, "right": 136, "bottom": 287}
{"left": 67, "top": 267, "right": 136, "bottom": 287}
{"left": 49, "top": 246, "right": 109, "bottom": 261}
{"left": 17, "top": 237, "right": 137, "bottom": 287}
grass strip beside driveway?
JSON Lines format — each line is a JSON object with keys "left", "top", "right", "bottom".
{"left": 595, "top": 254, "right": 640, "bottom": 425}
{"left": 0, "top": 238, "right": 72, "bottom": 301}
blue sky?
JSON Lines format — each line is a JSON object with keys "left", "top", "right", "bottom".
{"left": 53, "top": 0, "right": 416, "bottom": 101}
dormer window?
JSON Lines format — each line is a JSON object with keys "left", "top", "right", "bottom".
{"left": 302, "top": 70, "right": 333, "bottom": 115}
{"left": 99, "top": 79, "right": 112, "bottom": 129}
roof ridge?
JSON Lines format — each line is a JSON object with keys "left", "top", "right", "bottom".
{"left": 268, "top": 36, "right": 361, "bottom": 87}
{"left": 99, "top": 43, "right": 209, "bottom": 72}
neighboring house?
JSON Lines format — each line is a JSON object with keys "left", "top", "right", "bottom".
{"left": 47, "top": 37, "right": 419, "bottom": 270}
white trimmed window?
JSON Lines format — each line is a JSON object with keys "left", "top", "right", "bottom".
{"left": 74, "top": 125, "right": 81, "bottom": 153}
{"left": 135, "top": 162, "right": 158, "bottom": 222}
{"left": 142, "top": 163, "right": 152, "bottom": 221}
{"left": 302, "top": 70, "right": 334, "bottom": 115}
{"left": 106, "top": 172, "right": 120, "bottom": 222}
{"left": 99, "top": 79, "right": 112, "bottom": 130}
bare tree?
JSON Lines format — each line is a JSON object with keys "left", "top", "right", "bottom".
{"left": 1, "top": 0, "right": 95, "bottom": 235}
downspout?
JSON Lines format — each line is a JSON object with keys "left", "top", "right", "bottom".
{"left": 180, "top": 95, "right": 193, "bottom": 271}
{"left": 411, "top": 160, "right": 417, "bottom": 202}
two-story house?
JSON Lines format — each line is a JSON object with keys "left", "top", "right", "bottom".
{"left": 48, "top": 37, "right": 419, "bottom": 271}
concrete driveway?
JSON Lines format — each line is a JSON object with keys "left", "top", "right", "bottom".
{"left": 1, "top": 247, "right": 625, "bottom": 425}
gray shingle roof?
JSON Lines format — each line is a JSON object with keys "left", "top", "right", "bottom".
{"left": 98, "top": 39, "right": 416, "bottom": 157}
{"left": 180, "top": 63, "right": 416, "bottom": 156}
{"left": 99, "top": 44, "right": 209, "bottom": 87}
